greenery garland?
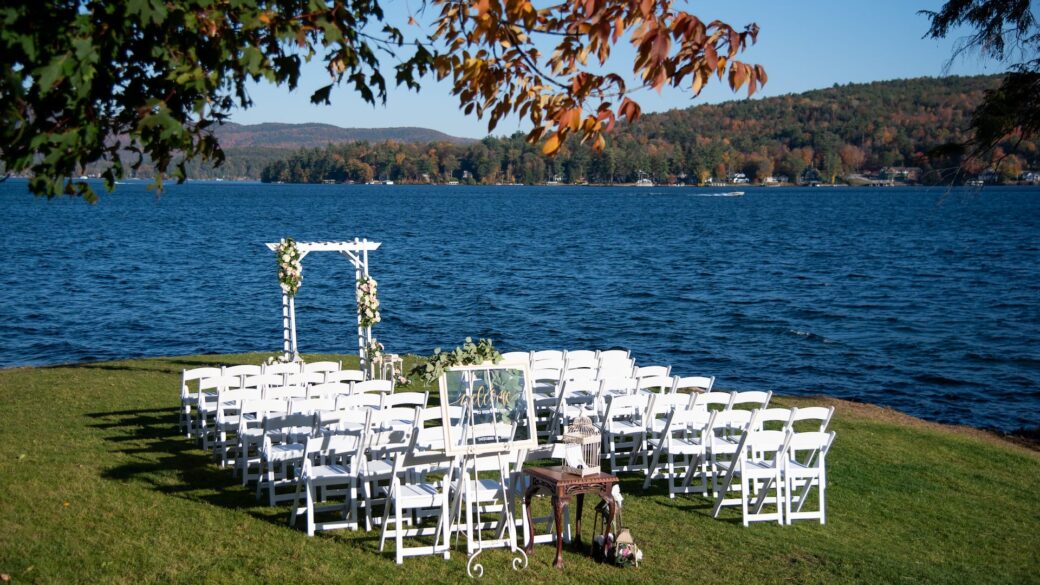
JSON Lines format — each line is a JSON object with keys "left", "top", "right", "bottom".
{"left": 275, "top": 237, "right": 302, "bottom": 298}
{"left": 357, "top": 276, "right": 380, "bottom": 328}
{"left": 410, "top": 337, "right": 502, "bottom": 385}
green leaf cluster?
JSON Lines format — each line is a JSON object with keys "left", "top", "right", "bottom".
{"left": 0, "top": 0, "right": 434, "bottom": 202}
{"left": 409, "top": 337, "right": 502, "bottom": 385}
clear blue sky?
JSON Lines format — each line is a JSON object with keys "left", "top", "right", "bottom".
{"left": 230, "top": 0, "right": 1004, "bottom": 138}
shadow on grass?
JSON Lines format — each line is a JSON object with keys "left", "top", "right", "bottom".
{"left": 87, "top": 407, "right": 294, "bottom": 528}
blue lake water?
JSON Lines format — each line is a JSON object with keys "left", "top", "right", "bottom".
{"left": 1, "top": 179, "right": 1037, "bottom": 431}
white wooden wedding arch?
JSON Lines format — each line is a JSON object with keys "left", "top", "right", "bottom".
{"left": 265, "top": 238, "right": 380, "bottom": 372}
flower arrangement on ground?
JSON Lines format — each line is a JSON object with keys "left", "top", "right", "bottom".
{"left": 274, "top": 237, "right": 302, "bottom": 297}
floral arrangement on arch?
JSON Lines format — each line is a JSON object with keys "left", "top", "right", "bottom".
{"left": 364, "top": 338, "right": 384, "bottom": 361}
{"left": 357, "top": 276, "right": 381, "bottom": 328}
{"left": 275, "top": 237, "right": 302, "bottom": 297}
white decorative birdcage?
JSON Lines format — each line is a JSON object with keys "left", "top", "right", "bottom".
{"left": 562, "top": 416, "right": 601, "bottom": 476}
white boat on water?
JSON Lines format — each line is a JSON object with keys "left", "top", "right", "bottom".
{"left": 722, "top": 191, "right": 744, "bottom": 196}
{"left": 635, "top": 178, "right": 654, "bottom": 187}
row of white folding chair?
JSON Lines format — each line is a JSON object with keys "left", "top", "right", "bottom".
{"left": 710, "top": 423, "right": 836, "bottom": 526}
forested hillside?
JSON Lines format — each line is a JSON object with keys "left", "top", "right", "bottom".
{"left": 257, "top": 75, "right": 1038, "bottom": 185}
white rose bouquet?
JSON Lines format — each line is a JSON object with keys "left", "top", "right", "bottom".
{"left": 275, "top": 237, "right": 303, "bottom": 297}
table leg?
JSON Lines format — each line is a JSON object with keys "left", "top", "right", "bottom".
{"left": 553, "top": 494, "right": 569, "bottom": 569}
{"left": 524, "top": 486, "right": 538, "bottom": 555}
{"left": 574, "top": 493, "right": 585, "bottom": 549}
{"left": 601, "top": 492, "right": 617, "bottom": 561}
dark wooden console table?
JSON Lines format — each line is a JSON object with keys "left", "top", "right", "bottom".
{"left": 523, "top": 466, "right": 619, "bottom": 569}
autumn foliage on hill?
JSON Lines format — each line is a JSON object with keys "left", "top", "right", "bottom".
{"left": 255, "top": 75, "right": 1037, "bottom": 185}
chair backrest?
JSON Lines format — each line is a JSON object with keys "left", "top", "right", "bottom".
{"left": 500, "top": 351, "right": 530, "bottom": 364}
{"left": 646, "top": 392, "right": 694, "bottom": 420}
{"left": 223, "top": 364, "right": 263, "bottom": 382}
{"left": 756, "top": 407, "right": 795, "bottom": 431}
{"left": 263, "top": 361, "right": 303, "bottom": 376}
{"left": 743, "top": 429, "right": 791, "bottom": 465}
{"left": 367, "top": 408, "right": 418, "bottom": 453}
{"left": 263, "top": 412, "right": 317, "bottom": 444}
{"left": 263, "top": 385, "right": 308, "bottom": 401}
{"left": 242, "top": 373, "right": 284, "bottom": 390}
{"left": 788, "top": 431, "right": 836, "bottom": 466}
{"left": 306, "top": 382, "right": 352, "bottom": 399}
{"left": 561, "top": 368, "right": 597, "bottom": 382}
{"left": 709, "top": 408, "right": 757, "bottom": 441}
{"left": 730, "top": 390, "right": 772, "bottom": 410}
{"left": 788, "top": 406, "right": 835, "bottom": 432}
{"left": 335, "top": 392, "right": 382, "bottom": 411}
{"left": 303, "top": 360, "right": 341, "bottom": 374}
{"left": 288, "top": 397, "right": 335, "bottom": 415}
{"left": 634, "top": 365, "right": 671, "bottom": 379}
{"left": 597, "top": 360, "right": 635, "bottom": 379}
{"left": 673, "top": 375, "right": 715, "bottom": 394}
{"left": 181, "top": 367, "right": 222, "bottom": 398}
{"left": 598, "top": 376, "right": 638, "bottom": 396}
{"left": 692, "top": 391, "right": 734, "bottom": 411}
{"left": 531, "top": 350, "right": 565, "bottom": 362}
{"left": 317, "top": 408, "right": 368, "bottom": 433}
{"left": 659, "top": 406, "right": 715, "bottom": 446}
{"left": 286, "top": 372, "right": 326, "bottom": 388}
{"left": 597, "top": 349, "right": 631, "bottom": 362}
{"left": 564, "top": 351, "right": 598, "bottom": 371}
{"left": 240, "top": 398, "right": 288, "bottom": 424}
{"left": 198, "top": 374, "right": 243, "bottom": 393}
{"left": 354, "top": 379, "right": 394, "bottom": 395}
{"left": 324, "top": 369, "right": 366, "bottom": 384}
{"left": 531, "top": 367, "right": 563, "bottom": 394}
{"left": 637, "top": 375, "right": 675, "bottom": 394}
{"left": 602, "top": 393, "right": 651, "bottom": 431}
{"left": 382, "top": 391, "right": 429, "bottom": 410}
{"left": 417, "top": 406, "right": 443, "bottom": 426}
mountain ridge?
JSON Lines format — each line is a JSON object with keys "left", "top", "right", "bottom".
{"left": 213, "top": 122, "right": 476, "bottom": 148}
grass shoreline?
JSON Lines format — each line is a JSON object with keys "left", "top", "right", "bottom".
{"left": 1, "top": 353, "right": 1038, "bottom": 584}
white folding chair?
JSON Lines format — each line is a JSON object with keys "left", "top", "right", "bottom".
{"left": 783, "top": 431, "right": 836, "bottom": 524}
{"left": 237, "top": 398, "right": 288, "bottom": 485}
{"left": 644, "top": 406, "right": 715, "bottom": 497}
{"left": 213, "top": 387, "right": 259, "bottom": 467}
{"left": 195, "top": 374, "right": 242, "bottom": 449}
{"left": 179, "top": 367, "right": 221, "bottom": 437}
{"left": 713, "top": 428, "right": 791, "bottom": 526}
{"left": 378, "top": 425, "right": 454, "bottom": 564}
{"left": 563, "top": 350, "right": 598, "bottom": 372}
{"left": 601, "top": 393, "right": 652, "bottom": 473}
{"left": 256, "top": 412, "right": 315, "bottom": 506}
{"left": 263, "top": 361, "right": 303, "bottom": 385}
{"left": 549, "top": 378, "right": 599, "bottom": 436}
{"left": 707, "top": 409, "right": 760, "bottom": 509}
{"left": 289, "top": 412, "right": 369, "bottom": 536}
{"left": 224, "top": 364, "right": 263, "bottom": 386}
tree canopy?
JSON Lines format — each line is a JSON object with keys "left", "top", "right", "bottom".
{"left": 921, "top": 0, "right": 1039, "bottom": 163}
{"left": 0, "top": 0, "right": 765, "bottom": 201}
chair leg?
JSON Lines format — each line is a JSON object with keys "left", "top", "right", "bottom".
{"left": 306, "top": 482, "right": 317, "bottom": 536}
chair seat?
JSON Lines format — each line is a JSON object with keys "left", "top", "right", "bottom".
{"left": 267, "top": 444, "right": 304, "bottom": 461}
{"left": 784, "top": 461, "right": 822, "bottom": 478}
{"left": 307, "top": 463, "right": 354, "bottom": 483}
{"left": 605, "top": 420, "right": 644, "bottom": 435}
{"left": 397, "top": 482, "right": 443, "bottom": 507}
{"left": 742, "top": 460, "right": 781, "bottom": 476}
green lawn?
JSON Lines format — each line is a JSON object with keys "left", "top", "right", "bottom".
{"left": 1, "top": 353, "right": 1037, "bottom": 584}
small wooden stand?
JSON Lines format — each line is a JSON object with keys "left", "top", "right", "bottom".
{"left": 523, "top": 466, "right": 619, "bottom": 569}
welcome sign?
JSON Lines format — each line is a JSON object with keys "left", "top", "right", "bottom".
{"left": 438, "top": 361, "right": 537, "bottom": 455}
